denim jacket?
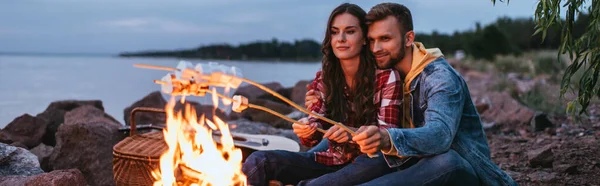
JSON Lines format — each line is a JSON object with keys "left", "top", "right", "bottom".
{"left": 382, "top": 57, "right": 518, "bottom": 186}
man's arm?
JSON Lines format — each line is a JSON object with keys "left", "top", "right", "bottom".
{"left": 384, "top": 68, "right": 465, "bottom": 157}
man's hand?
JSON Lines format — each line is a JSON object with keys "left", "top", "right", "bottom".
{"left": 323, "top": 125, "right": 351, "bottom": 143}
{"left": 352, "top": 126, "right": 391, "bottom": 155}
{"left": 304, "top": 89, "right": 320, "bottom": 109}
{"left": 293, "top": 118, "right": 317, "bottom": 139}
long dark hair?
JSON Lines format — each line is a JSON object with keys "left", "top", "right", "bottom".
{"left": 321, "top": 3, "right": 376, "bottom": 127}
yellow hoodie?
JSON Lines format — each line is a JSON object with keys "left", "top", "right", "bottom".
{"left": 400, "top": 42, "right": 444, "bottom": 129}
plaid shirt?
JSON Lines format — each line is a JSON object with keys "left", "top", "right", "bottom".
{"left": 299, "top": 69, "right": 402, "bottom": 165}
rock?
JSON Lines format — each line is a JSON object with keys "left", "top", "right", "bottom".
{"left": 10, "top": 142, "right": 28, "bottom": 149}
{"left": 24, "top": 169, "right": 87, "bottom": 186}
{"left": 504, "top": 170, "right": 522, "bottom": 180}
{"left": 479, "top": 92, "right": 535, "bottom": 133}
{"left": 544, "top": 127, "right": 556, "bottom": 136}
{"left": 0, "top": 169, "right": 86, "bottom": 186}
{"left": 28, "top": 144, "right": 53, "bottom": 172}
{"left": 123, "top": 91, "right": 167, "bottom": 126}
{"left": 555, "top": 164, "right": 578, "bottom": 174}
{"left": 475, "top": 102, "right": 490, "bottom": 114}
{"left": 508, "top": 74, "right": 538, "bottom": 94}
{"left": 0, "top": 175, "right": 28, "bottom": 186}
{"left": 291, "top": 80, "right": 312, "bottom": 106}
{"left": 242, "top": 99, "right": 294, "bottom": 129}
{"left": 286, "top": 111, "right": 307, "bottom": 121}
{"left": 49, "top": 106, "right": 123, "bottom": 186}
{"left": 0, "top": 143, "right": 43, "bottom": 177}
{"left": 234, "top": 82, "right": 284, "bottom": 99}
{"left": 530, "top": 112, "right": 554, "bottom": 132}
{"left": 0, "top": 114, "right": 48, "bottom": 149}
{"left": 36, "top": 100, "right": 108, "bottom": 146}
{"left": 527, "top": 171, "right": 557, "bottom": 182}
{"left": 527, "top": 144, "right": 554, "bottom": 168}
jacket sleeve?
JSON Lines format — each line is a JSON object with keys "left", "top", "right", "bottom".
{"left": 384, "top": 68, "right": 465, "bottom": 157}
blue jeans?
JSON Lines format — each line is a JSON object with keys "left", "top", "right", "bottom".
{"left": 242, "top": 148, "right": 395, "bottom": 186}
{"left": 307, "top": 138, "right": 329, "bottom": 153}
{"left": 358, "top": 149, "right": 480, "bottom": 186}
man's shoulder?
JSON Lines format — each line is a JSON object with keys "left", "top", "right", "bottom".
{"left": 422, "top": 57, "right": 454, "bottom": 74}
{"left": 420, "top": 57, "right": 465, "bottom": 88}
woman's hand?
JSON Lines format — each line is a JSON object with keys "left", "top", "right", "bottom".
{"left": 304, "top": 89, "right": 320, "bottom": 109}
{"left": 293, "top": 118, "right": 318, "bottom": 139}
{"left": 323, "top": 125, "right": 351, "bottom": 143}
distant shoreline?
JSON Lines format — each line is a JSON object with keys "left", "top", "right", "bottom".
{"left": 118, "top": 54, "right": 322, "bottom": 63}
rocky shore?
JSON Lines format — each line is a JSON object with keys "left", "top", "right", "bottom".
{"left": 0, "top": 68, "right": 598, "bottom": 185}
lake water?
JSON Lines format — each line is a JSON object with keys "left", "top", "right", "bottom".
{"left": 0, "top": 55, "right": 321, "bottom": 128}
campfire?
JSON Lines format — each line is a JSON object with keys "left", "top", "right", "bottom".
{"left": 115, "top": 61, "right": 358, "bottom": 186}
{"left": 150, "top": 96, "right": 246, "bottom": 186}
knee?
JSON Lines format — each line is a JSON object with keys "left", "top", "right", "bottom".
{"left": 429, "top": 150, "right": 471, "bottom": 173}
{"left": 242, "top": 151, "right": 270, "bottom": 173}
{"left": 244, "top": 151, "right": 270, "bottom": 167}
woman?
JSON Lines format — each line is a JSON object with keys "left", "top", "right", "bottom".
{"left": 242, "top": 3, "right": 402, "bottom": 185}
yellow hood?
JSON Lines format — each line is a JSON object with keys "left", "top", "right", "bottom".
{"left": 403, "top": 42, "right": 444, "bottom": 93}
{"left": 400, "top": 42, "right": 444, "bottom": 129}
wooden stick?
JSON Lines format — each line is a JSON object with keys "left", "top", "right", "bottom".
{"left": 239, "top": 78, "right": 356, "bottom": 136}
{"left": 134, "top": 63, "right": 355, "bottom": 134}
{"left": 207, "top": 89, "right": 327, "bottom": 134}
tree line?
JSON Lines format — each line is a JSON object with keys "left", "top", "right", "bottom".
{"left": 120, "top": 14, "right": 590, "bottom": 62}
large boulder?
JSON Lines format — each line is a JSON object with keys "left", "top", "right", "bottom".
{"left": 49, "top": 105, "right": 123, "bottom": 186}
{"left": 123, "top": 91, "right": 167, "bottom": 126}
{"left": 0, "top": 169, "right": 86, "bottom": 186}
{"left": 28, "top": 144, "right": 53, "bottom": 172}
{"left": 24, "top": 169, "right": 87, "bottom": 186}
{"left": 0, "top": 143, "right": 43, "bottom": 177}
{"left": 290, "top": 80, "right": 312, "bottom": 106}
{"left": 478, "top": 91, "right": 536, "bottom": 133}
{"left": 241, "top": 99, "right": 294, "bottom": 129}
{"left": 0, "top": 114, "right": 47, "bottom": 149}
{"left": 35, "top": 100, "right": 110, "bottom": 146}
{"left": 234, "top": 82, "right": 284, "bottom": 99}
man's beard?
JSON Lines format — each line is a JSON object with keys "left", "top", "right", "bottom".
{"left": 378, "top": 37, "right": 406, "bottom": 69}
{"left": 387, "top": 45, "right": 405, "bottom": 69}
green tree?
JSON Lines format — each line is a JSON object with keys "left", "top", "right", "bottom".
{"left": 492, "top": 0, "right": 599, "bottom": 115}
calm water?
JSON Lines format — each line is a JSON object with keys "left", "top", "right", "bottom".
{"left": 0, "top": 55, "right": 321, "bottom": 128}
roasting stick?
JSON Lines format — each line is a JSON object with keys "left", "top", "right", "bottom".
{"left": 137, "top": 63, "right": 379, "bottom": 158}
{"left": 205, "top": 88, "right": 327, "bottom": 134}
{"left": 135, "top": 63, "right": 354, "bottom": 135}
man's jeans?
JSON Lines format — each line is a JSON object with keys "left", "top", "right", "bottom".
{"left": 242, "top": 148, "right": 395, "bottom": 186}
{"left": 358, "top": 149, "right": 480, "bottom": 186}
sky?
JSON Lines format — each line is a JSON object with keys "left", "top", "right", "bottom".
{"left": 0, "top": 0, "right": 542, "bottom": 54}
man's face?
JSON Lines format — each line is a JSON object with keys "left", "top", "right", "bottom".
{"left": 368, "top": 16, "right": 406, "bottom": 69}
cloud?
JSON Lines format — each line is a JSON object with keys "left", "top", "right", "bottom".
{"left": 96, "top": 17, "right": 231, "bottom": 34}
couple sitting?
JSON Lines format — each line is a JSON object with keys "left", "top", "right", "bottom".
{"left": 242, "top": 3, "right": 517, "bottom": 186}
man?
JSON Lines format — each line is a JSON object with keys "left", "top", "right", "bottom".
{"left": 307, "top": 3, "right": 517, "bottom": 186}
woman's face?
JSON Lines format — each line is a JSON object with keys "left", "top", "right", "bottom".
{"left": 330, "top": 13, "right": 364, "bottom": 61}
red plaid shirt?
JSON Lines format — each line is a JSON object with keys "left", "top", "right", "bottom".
{"left": 300, "top": 69, "right": 402, "bottom": 165}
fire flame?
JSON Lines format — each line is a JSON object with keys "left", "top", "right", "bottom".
{"left": 152, "top": 96, "right": 247, "bottom": 186}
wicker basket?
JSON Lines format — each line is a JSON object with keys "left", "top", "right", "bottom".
{"left": 113, "top": 107, "right": 168, "bottom": 186}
